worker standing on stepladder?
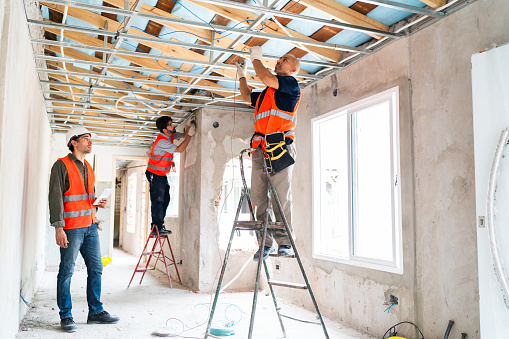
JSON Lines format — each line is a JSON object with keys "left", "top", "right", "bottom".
{"left": 236, "top": 46, "right": 301, "bottom": 261}
{"left": 146, "top": 116, "right": 195, "bottom": 236}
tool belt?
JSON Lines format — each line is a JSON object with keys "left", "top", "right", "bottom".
{"left": 251, "top": 132, "right": 295, "bottom": 173}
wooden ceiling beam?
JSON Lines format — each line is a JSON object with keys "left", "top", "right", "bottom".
{"left": 184, "top": 0, "right": 342, "bottom": 62}
{"left": 41, "top": 3, "right": 254, "bottom": 81}
{"left": 419, "top": 0, "right": 446, "bottom": 9}
{"left": 297, "top": 0, "right": 387, "bottom": 39}
{"left": 42, "top": 26, "right": 240, "bottom": 97}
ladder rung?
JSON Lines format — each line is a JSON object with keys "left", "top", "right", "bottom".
{"left": 268, "top": 280, "right": 307, "bottom": 289}
{"left": 234, "top": 221, "right": 287, "bottom": 231}
{"left": 269, "top": 253, "right": 295, "bottom": 258}
{"left": 135, "top": 267, "right": 156, "bottom": 272}
{"left": 142, "top": 251, "right": 161, "bottom": 255}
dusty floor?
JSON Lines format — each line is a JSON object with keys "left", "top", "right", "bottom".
{"left": 18, "top": 249, "right": 375, "bottom": 339}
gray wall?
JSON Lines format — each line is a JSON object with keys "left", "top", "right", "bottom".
{"left": 172, "top": 108, "right": 264, "bottom": 291}
{"left": 274, "top": 0, "right": 509, "bottom": 338}
{"left": 0, "top": 0, "right": 51, "bottom": 338}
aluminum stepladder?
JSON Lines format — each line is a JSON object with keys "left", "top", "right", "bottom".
{"left": 128, "top": 224, "right": 182, "bottom": 288}
{"left": 205, "top": 148, "right": 329, "bottom": 339}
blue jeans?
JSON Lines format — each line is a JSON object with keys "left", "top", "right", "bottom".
{"left": 146, "top": 171, "right": 170, "bottom": 227}
{"left": 57, "top": 223, "right": 104, "bottom": 319}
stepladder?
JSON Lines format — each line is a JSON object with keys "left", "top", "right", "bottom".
{"left": 205, "top": 148, "right": 329, "bottom": 339}
{"left": 128, "top": 224, "right": 181, "bottom": 288}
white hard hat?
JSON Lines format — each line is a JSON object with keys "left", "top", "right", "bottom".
{"left": 66, "top": 126, "right": 92, "bottom": 147}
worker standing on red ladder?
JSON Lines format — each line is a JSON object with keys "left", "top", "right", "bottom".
{"left": 49, "top": 126, "right": 119, "bottom": 332}
{"left": 146, "top": 116, "right": 195, "bottom": 236}
{"left": 235, "top": 46, "right": 301, "bottom": 261}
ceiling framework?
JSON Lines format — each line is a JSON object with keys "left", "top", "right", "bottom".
{"left": 25, "top": 0, "right": 472, "bottom": 146}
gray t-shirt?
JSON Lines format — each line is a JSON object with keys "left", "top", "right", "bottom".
{"left": 153, "top": 132, "right": 182, "bottom": 156}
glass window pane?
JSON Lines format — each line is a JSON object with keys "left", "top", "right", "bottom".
{"left": 317, "top": 114, "right": 349, "bottom": 258}
{"left": 352, "top": 101, "right": 393, "bottom": 261}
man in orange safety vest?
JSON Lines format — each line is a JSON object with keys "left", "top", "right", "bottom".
{"left": 236, "top": 46, "right": 301, "bottom": 261}
{"left": 49, "top": 126, "right": 119, "bottom": 332}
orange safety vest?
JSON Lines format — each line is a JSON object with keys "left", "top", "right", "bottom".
{"left": 146, "top": 133, "right": 175, "bottom": 176}
{"left": 60, "top": 156, "right": 97, "bottom": 229}
{"left": 252, "top": 86, "right": 301, "bottom": 148}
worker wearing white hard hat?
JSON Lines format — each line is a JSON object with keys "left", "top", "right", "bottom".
{"left": 48, "top": 125, "right": 119, "bottom": 332}
{"left": 65, "top": 126, "right": 94, "bottom": 148}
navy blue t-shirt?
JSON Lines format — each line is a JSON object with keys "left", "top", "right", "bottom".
{"left": 250, "top": 75, "right": 300, "bottom": 112}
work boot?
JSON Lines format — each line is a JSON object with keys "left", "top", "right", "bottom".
{"left": 87, "top": 311, "right": 119, "bottom": 324}
{"left": 151, "top": 225, "right": 170, "bottom": 236}
{"left": 277, "top": 245, "right": 294, "bottom": 257}
{"left": 253, "top": 246, "right": 275, "bottom": 261}
{"left": 60, "top": 317, "right": 77, "bottom": 332}
{"left": 159, "top": 226, "right": 171, "bottom": 235}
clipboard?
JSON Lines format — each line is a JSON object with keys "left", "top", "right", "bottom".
{"left": 93, "top": 188, "right": 113, "bottom": 205}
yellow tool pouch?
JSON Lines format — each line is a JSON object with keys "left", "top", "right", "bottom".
{"left": 263, "top": 132, "right": 295, "bottom": 173}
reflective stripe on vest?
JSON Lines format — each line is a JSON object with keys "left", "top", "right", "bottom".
{"left": 60, "top": 156, "right": 97, "bottom": 229}
{"left": 146, "top": 134, "right": 175, "bottom": 176}
{"left": 253, "top": 86, "right": 300, "bottom": 148}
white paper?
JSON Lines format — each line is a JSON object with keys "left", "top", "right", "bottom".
{"left": 93, "top": 188, "right": 113, "bottom": 205}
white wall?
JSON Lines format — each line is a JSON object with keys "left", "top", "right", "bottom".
{"left": 472, "top": 43, "right": 509, "bottom": 338}
{"left": 0, "top": 0, "right": 51, "bottom": 338}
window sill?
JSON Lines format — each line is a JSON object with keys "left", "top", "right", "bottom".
{"left": 312, "top": 253, "right": 403, "bottom": 275}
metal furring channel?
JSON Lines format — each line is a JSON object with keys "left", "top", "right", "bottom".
{"left": 487, "top": 129, "right": 509, "bottom": 303}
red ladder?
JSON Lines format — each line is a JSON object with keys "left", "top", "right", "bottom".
{"left": 128, "top": 224, "right": 181, "bottom": 288}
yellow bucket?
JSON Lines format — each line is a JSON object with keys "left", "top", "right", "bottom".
{"left": 101, "top": 256, "right": 112, "bottom": 267}
{"left": 388, "top": 337, "right": 407, "bottom": 339}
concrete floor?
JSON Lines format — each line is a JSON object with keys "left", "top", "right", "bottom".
{"left": 18, "top": 249, "right": 375, "bottom": 339}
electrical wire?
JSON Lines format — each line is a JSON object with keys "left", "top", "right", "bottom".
{"left": 384, "top": 302, "right": 398, "bottom": 313}
{"left": 280, "top": 314, "right": 320, "bottom": 325}
{"left": 20, "top": 293, "right": 31, "bottom": 307}
{"left": 382, "top": 321, "right": 425, "bottom": 339}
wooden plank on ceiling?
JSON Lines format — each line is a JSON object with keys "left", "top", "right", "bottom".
{"left": 41, "top": 3, "right": 257, "bottom": 82}
{"left": 419, "top": 0, "right": 446, "bottom": 9}
{"left": 297, "top": 0, "right": 388, "bottom": 39}
{"left": 42, "top": 26, "right": 242, "bottom": 97}
{"left": 185, "top": 0, "right": 342, "bottom": 62}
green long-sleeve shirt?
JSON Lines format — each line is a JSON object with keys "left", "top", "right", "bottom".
{"left": 48, "top": 153, "right": 94, "bottom": 227}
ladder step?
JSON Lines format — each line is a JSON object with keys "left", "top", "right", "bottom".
{"left": 268, "top": 280, "right": 308, "bottom": 290}
{"left": 234, "top": 220, "right": 287, "bottom": 231}
{"left": 135, "top": 267, "right": 156, "bottom": 272}
{"left": 142, "top": 251, "right": 161, "bottom": 255}
{"left": 269, "top": 253, "right": 295, "bottom": 258}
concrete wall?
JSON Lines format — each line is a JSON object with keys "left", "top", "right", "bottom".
{"left": 172, "top": 108, "right": 264, "bottom": 291}
{"left": 0, "top": 0, "right": 51, "bottom": 338}
{"left": 273, "top": 0, "right": 509, "bottom": 338}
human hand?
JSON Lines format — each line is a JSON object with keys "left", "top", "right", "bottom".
{"left": 186, "top": 117, "right": 196, "bottom": 127}
{"left": 55, "top": 227, "right": 68, "bottom": 248}
{"left": 249, "top": 46, "right": 263, "bottom": 62}
{"left": 235, "top": 61, "right": 247, "bottom": 78}
{"left": 188, "top": 124, "right": 196, "bottom": 137}
{"left": 97, "top": 198, "right": 108, "bottom": 208}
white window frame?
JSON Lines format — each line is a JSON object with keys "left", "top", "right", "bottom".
{"left": 311, "top": 86, "right": 402, "bottom": 274}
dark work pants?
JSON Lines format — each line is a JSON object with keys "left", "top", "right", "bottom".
{"left": 146, "top": 171, "right": 170, "bottom": 227}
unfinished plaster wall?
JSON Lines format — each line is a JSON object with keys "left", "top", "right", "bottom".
{"left": 0, "top": 0, "right": 51, "bottom": 337}
{"left": 174, "top": 108, "right": 265, "bottom": 292}
{"left": 276, "top": 0, "right": 509, "bottom": 338}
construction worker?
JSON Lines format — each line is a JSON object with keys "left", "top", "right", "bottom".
{"left": 236, "top": 46, "right": 301, "bottom": 261}
{"left": 48, "top": 126, "right": 119, "bottom": 332}
{"left": 146, "top": 116, "right": 195, "bottom": 235}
